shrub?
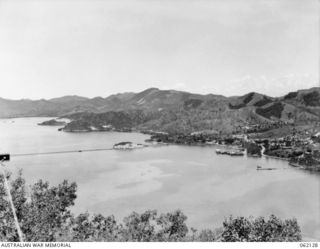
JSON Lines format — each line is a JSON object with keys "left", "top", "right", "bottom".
{"left": 221, "top": 215, "right": 301, "bottom": 242}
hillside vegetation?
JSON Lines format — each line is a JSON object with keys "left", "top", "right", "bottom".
{"left": 1, "top": 87, "right": 320, "bottom": 134}
{"left": 60, "top": 87, "right": 320, "bottom": 134}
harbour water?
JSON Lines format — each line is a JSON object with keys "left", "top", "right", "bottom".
{"left": 0, "top": 117, "right": 319, "bottom": 240}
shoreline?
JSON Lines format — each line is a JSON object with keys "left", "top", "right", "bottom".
{"left": 262, "top": 153, "right": 290, "bottom": 161}
{"left": 8, "top": 117, "right": 320, "bottom": 173}
{"left": 3, "top": 117, "right": 320, "bottom": 240}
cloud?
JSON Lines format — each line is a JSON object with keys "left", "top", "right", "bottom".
{"left": 0, "top": 0, "right": 318, "bottom": 99}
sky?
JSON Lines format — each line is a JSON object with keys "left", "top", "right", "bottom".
{"left": 0, "top": 0, "right": 319, "bottom": 100}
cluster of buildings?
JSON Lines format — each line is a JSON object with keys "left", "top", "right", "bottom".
{"left": 257, "top": 132, "right": 320, "bottom": 171}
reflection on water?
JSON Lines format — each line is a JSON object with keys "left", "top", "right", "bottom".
{"left": 0, "top": 118, "right": 319, "bottom": 240}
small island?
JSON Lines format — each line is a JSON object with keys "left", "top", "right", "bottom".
{"left": 60, "top": 119, "right": 132, "bottom": 132}
{"left": 113, "top": 142, "right": 147, "bottom": 150}
{"left": 38, "top": 119, "right": 66, "bottom": 126}
{"left": 215, "top": 148, "right": 244, "bottom": 156}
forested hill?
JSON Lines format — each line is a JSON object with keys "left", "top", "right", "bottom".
{"left": 1, "top": 87, "right": 320, "bottom": 133}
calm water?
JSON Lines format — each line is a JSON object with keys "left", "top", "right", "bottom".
{"left": 0, "top": 118, "right": 319, "bottom": 240}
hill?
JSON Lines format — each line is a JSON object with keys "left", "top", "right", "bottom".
{"left": 1, "top": 87, "right": 319, "bottom": 134}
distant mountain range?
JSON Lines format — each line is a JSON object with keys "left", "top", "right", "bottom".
{"left": 1, "top": 87, "right": 319, "bottom": 133}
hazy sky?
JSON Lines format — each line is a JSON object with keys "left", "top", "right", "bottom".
{"left": 0, "top": 0, "right": 319, "bottom": 99}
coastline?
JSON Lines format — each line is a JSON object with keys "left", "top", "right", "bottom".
{"left": 11, "top": 117, "right": 320, "bottom": 174}
{"left": 2, "top": 117, "right": 320, "bottom": 240}
{"left": 262, "top": 153, "right": 290, "bottom": 161}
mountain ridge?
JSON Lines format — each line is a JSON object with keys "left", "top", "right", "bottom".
{"left": 1, "top": 87, "right": 319, "bottom": 133}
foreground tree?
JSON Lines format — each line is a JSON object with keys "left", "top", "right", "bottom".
{"left": 221, "top": 215, "right": 301, "bottom": 242}
{"left": 0, "top": 170, "right": 77, "bottom": 242}
{"left": 0, "top": 171, "right": 26, "bottom": 241}
{"left": 71, "top": 210, "right": 189, "bottom": 242}
{"left": 155, "top": 210, "right": 189, "bottom": 241}
{"left": 22, "top": 179, "right": 77, "bottom": 241}
{"left": 122, "top": 210, "right": 158, "bottom": 241}
{"left": 71, "top": 213, "right": 120, "bottom": 241}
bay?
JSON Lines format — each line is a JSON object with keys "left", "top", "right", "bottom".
{"left": 0, "top": 117, "right": 319, "bottom": 240}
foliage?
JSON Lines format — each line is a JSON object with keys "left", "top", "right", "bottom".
{"left": 254, "top": 97, "right": 272, "bottom": 107}
{"left": 0, "top": 170, "right": 25, "bottom": 241}
{"left": 0, "top": 170, "right": 77, "bottom": 242}
{"left": 122, "top": 210, "right": 158, "bottom": 241}
{"left": 245, "top": 142, "right": 262, "bottom": 156}
{"left": 0, "top": 172, "right": 302, "bottom": 242}
{"left": 256, "top": 102, "right": 284, "bottom": 119}
{"left": 228, "top": 103, "right": 246, "bottom": 110}
{"left": 221, "top": 215, "right": 301, "bottom": 242}
{"left": 22, "top": 179, "right": 77, "bottom": 241}
{"left": 183, "top": 99, "right": 203, "bottom": 110}
{"left": 284, "top": 91, "right": 298, "bottom": 100}
{"left": 156, "top": 210, "right": 189, "bottom": 241}
{"left": 303, "top": 91, "right": 320, "bottom": 107}
{"left": 71, "top": 212, "right": 120, "bottom": 241}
